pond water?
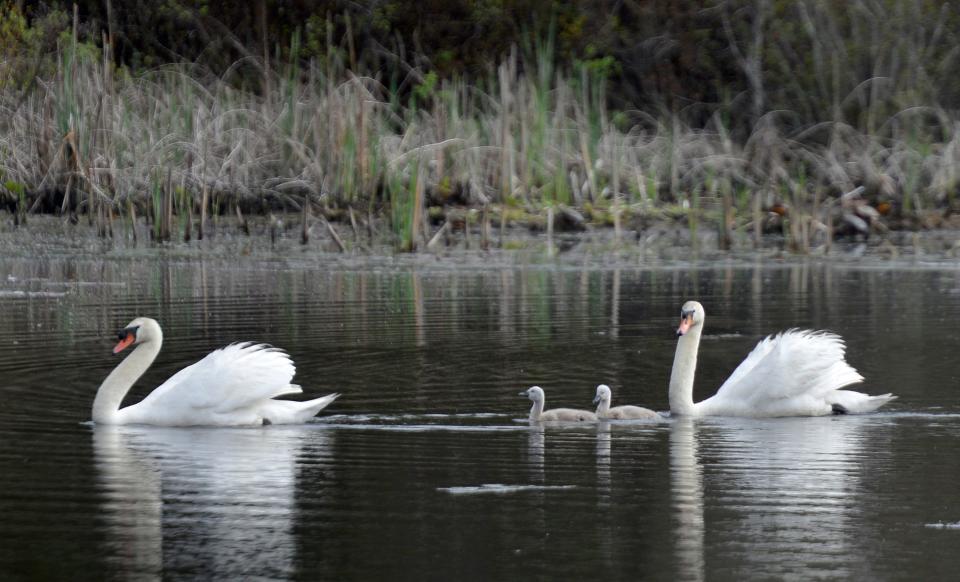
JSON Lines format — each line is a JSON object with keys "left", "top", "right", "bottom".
{"left": 1, "top": 231, "right": 960, "bottom": 580}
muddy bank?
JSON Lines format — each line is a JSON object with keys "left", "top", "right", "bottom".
{"left": 3, "top": 211, "right": 960, "bottom": 269}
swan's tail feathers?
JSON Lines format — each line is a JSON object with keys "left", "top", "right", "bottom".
{"left": 298, "top": 392, "right": 340, "bottom": 418}
{"left": 854, "top": 393, "right": 897, "bottom": 413}
{"left": 258, "top": 392, "right": 340, "bottom": 425}
{"left": 828, "top": 391, "right": 897, "bottom": 414}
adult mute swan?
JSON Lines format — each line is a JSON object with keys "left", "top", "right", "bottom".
{"left": 669, "top": 301, "right": 896, "bottom": 417}
{"left": 593, "top": 384, "right": 660, "bottom": 420}
{"left": 520, "top": 386, "right": 597, "bottom": 422}
{"left": 92, "top": 317, "right": 339, "bottom": 426}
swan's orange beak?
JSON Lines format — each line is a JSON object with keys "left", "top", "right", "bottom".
{"left": 677, "top": 313, "right": 694, "bottom": 336}
{"left": 113, "top": 332, "right": 135, "bottom": 354}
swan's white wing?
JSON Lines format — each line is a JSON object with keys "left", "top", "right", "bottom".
{"left": 713, "top": 334, "right": 779, "bottom": 398}
{"left": 712, "top": 330, "right": 863, "bottom": 405}
{"left": 137, "top": 343, "right": 299, "bottom": 414}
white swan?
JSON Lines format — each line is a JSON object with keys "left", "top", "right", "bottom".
{"left": 669, "top": 301, "right": 896, "bottom": 417}
{"left": 520, "top": 386, "right": 597, "bottom": 422}
{"left": 593, "top": 384, "right": 660, "bottom": 420}
{"left": 92, "top": 317, "right": 339, "bottom": 426}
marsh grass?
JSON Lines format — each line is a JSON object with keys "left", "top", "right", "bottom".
{"left": 1, "top": 6, "right": 960, "bottom": 252}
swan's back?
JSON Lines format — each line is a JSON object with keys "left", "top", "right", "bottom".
{"left": 699, "top": 330, "right": 888, "bottom": 417}
{"left": 540, "top": 408, "right": 598, "bottom": 422}
{"left": 603, "top": 405, "right": 660, "bottom": 420}
{"left": 594, "top": 384, "right": 659, "bottom": 420}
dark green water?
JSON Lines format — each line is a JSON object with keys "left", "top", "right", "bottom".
{"left": 1, "top": 240, "right": 959, "bottom": 580}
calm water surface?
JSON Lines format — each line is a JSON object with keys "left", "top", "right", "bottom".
{"left": 1, "top": 241, "right": 960, "bottom": 580}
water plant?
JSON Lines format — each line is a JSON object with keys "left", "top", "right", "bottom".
{"left": 1, "top": 4, "right": 959, "bottom": 251}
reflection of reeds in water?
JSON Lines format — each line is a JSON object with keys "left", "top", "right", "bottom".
{"left": 610, "top": 269, "right": 621, "bottom": 339}
{"left": 2, "top": 10, "right": 959, "bottom": 251}
{"left": 411, "top": 271, "right": 425, "bottom": 348}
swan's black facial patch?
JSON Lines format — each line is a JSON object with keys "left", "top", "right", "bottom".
{"left": 118, "top": 325, "right": 140, "bottom": 340}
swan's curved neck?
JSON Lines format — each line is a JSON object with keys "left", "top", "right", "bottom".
{"left": 92, "top": 338, "right": 162, "bottom": 423}
{"left": 596, "top": 398, "right": 610, "bottom": 415}
{"left": 529, "top": 398, "right": 544, "bottom": 421}
{"left": 669, "top": 326, "right": 702, "bottom": 415}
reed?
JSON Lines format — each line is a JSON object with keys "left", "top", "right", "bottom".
{"left": 0, "top": 7, "right": 958, "bottom": 252}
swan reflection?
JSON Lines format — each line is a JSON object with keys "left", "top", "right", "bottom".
{"left": 94, "top": 424, "right": 332, "bottom": 579}
{"left": 595, "top": 421, "right": 611, "bottom": 494}
{"left": 671, "top": 418, "right": 704, "bottom": 582}
{"left": 526, "top": 423, "right": 545, "bottom": 483}
{"left": 671, "top": 415, "right": 871, "bottom": 579}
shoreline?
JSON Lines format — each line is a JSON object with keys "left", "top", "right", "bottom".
{"left": 3, "top": 212, "right": 960, "bottom": 267}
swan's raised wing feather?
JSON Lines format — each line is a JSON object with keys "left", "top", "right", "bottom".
{"left": 139, "top": 343, "right": 299, "bottom": 413}
{"left": 713, "top": 330, "right": 863, "bottom": 404}
{"left": 714, "top": 333, "right": 779, "bottom": 397}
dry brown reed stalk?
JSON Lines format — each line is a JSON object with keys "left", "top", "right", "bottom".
{"left": 235, "top": 204, "right": 249, "bottom": 236}
{"left": 198, "top": 182, "right": 209, "bottom": 240}
{"left": 323, "top": 216, "right": 346, "bottom": 252}
{"left": 127, "top": 198, "right": 137, "bottom": 244}
{"left": 426, "top": 221, "right": 449, "bottom": 250}
{"left": 301, "top": 194, "right": 310, "bottom": 245}
{"left": 409, "top": 153, "right": 425, "bottom": 251}
{"left": 2, "top": 4, "right": 960, "bottom": 253}
{"left": 348, "top": 207, "right": 360, "bottom": 242}
{"left": 481, "top": 204, "right": 490, "bottom": 250}
{"left": 546, "top": 206, "right": 554, "bottom": 254}
{"left": 162, "top": 168, "right": 173, "bottom": 242}
{"left": 184, "top": 197, "right": 193, "bottom": 242}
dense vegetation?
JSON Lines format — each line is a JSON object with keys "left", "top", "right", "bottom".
{"left": 2, "top": 1, "right": 959, "bottom": 249}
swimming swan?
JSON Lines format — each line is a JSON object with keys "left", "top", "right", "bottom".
{"left": 593, "top": 384, "right": 660, "bottom": 420}
{"left": 669, "top": 301, "right": 896, "bottom": 417}
{"left": 92, "top": 317, "right": 339, "bottom": 426}
{"left": 520, "top": 386, "right": 597, "bottom": 422}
